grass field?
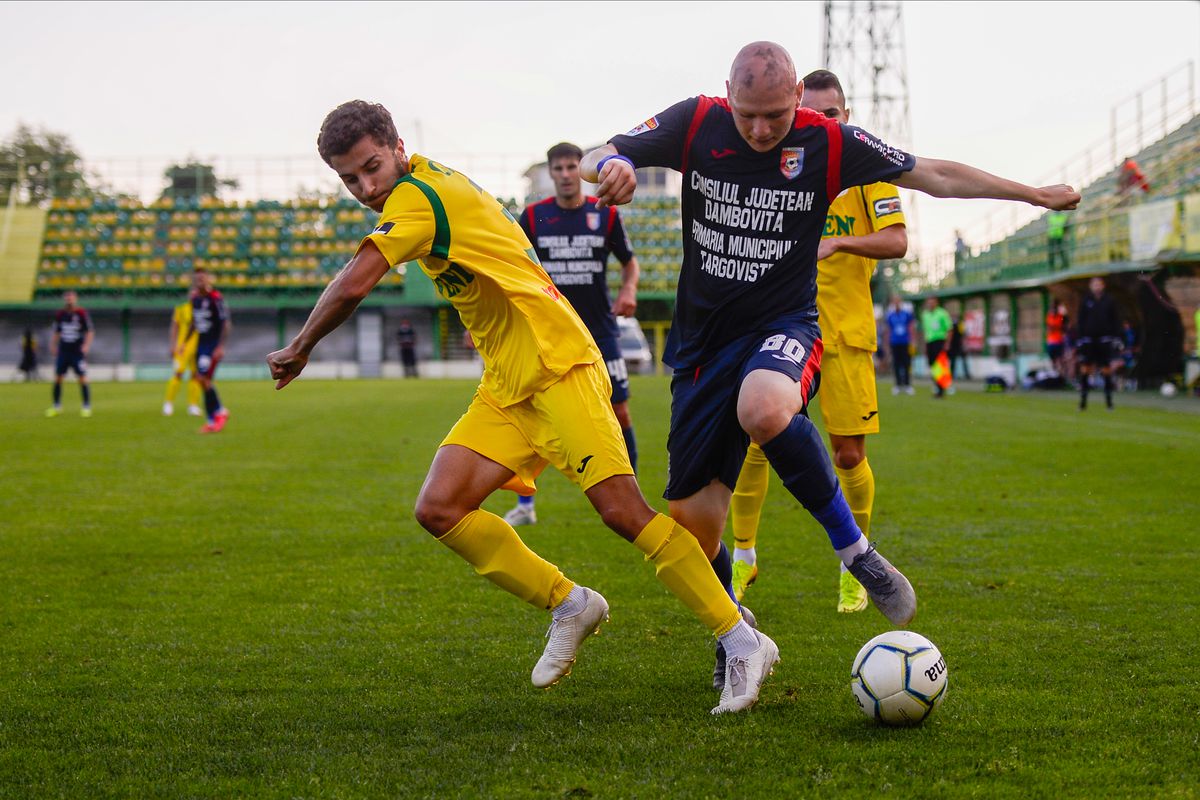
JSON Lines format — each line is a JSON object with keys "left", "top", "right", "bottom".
{"left": 1, "top": 376, "right": 1198, "bottom": 799}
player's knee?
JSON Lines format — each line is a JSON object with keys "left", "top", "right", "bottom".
{"left": 834, "top": 447, "right": 864, "bottom": 470}
{"left": 413, "top": 492, "right": 459, "bottom": 537}
{"left": 738, "top": 402, "right": 793, "bottom": 443}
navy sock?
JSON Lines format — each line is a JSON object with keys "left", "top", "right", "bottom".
{"left": 53, "top": 382, "right": 62, "bottom": 405}
{"left": 517, "top": 495, "right": 534, "bottom": 508}
{"left": 710, "top": 540, "right": 737, "bottom": 605}
{"left": 81, "top": 383, "right": 90, "bottom": 407}
{"left": 622, "top": 425, "right": 638, "bottom": 473}
{"left": 760, "top": 414, "right": 863, "bottom": 551}
{"left": 204, "top": 388, "right": 218, "bottom": 422}
{"left": 1103, "top": 374, "right": 1113, "bottom": 406}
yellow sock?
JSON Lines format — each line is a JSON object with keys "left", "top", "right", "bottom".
{"left": 437, "top": 509, "right": 574, "bottom": 610}
{"left": 834, "top": 458, "right": 875, "bottom": 539}
{"left": 164, "top": 375, "right": 181, "bottom": 404}
{"left": 186, "top": 378, "right": 203, "bottom": 408}
{"left": 633, "top": 513, "right": 742, "bottom": 636}
{"left": 731, "top": 442, "right": 771, "bottom": 551}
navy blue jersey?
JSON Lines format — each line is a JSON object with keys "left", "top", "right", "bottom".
{"left": 1077, "top": 291, "right": 1121, "bottom": 340}
{"left": 192, "top": 290, "right": 229, "bottom": 348}
{"left": 53, "top": 307, "right": 91, "bottom": 351}
{"left": 519, "top": 196, "right": 634, "bottom": 343}
{"left": 610, "top": 96, "right": 915, "bottom": 368}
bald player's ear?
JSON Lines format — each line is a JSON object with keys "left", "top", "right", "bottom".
{"left": 794, "top": 80, "right": 804, "bottom": 105}
{"left": 725, "top": 79, "right": 733, "bottom": 99}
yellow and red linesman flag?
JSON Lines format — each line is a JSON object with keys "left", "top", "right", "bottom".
{"left": 931, "top": 350, "right": 953, "bottom": 390}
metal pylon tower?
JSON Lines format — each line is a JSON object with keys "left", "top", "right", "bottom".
{"left": 821, "top": 1, "right": 913, "bottom": 150}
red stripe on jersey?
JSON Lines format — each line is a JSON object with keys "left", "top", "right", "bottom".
{"left": 824, "top": 125, "right": 843, "bottom": 203}
{"left": 799, "top": 337, "right": 824, "bottom": 406}
{"left": 792, "top": 108, "right": 844, "bottom": 203}
{"left": 606, "top": 206, "right": 617, "bottom": 235}
{"left": 681, "top": 95, "right": 717, "bottom": 177}
{"left": 526, "top": 196, "right": 557, "bottom": 238}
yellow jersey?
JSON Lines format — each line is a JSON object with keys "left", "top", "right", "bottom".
{"left": 172, "top": 301, "right": 198, "bottom": 349}
{"left": 816, "top": 182, "right": 905, "bottom": 352}
{"left": 360, "top": 155, "right": 599, "bottom": 407}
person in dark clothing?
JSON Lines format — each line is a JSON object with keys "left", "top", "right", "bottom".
{"left": 396, "top": 319, "right": 418, "bottom": 378}
{"left": 19, "top": 328, "right": 39, "bottom": 381}
{"left": 1076, "top": 277, "right": 1122, "bottom": 410}
{"left": 947, "top": 314, "right": 970, "bottom": 380}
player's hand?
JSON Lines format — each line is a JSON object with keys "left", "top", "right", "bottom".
{"left": 611, "top": 287, "right": 637, "bottom": 317}
{"left": 213, "top": 345, "right": 225, "bottom": 363}
{"left": 817, "top": 238, "right": 841, "bottom": 261}
{"left": 1038, "top": 185, "right": 1081, "bottom": 210}
{"left": 267, "top": 345, "right": 308, "bottom": 390}
{"left": 595, "top": 159, "right": 637, "bottom": 208}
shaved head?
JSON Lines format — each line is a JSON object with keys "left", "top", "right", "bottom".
{"left": 728, "top": 41, "right": 797, "bottom": 95}
{"left": 725, "top": 41, "right": 802, "bottom": 152}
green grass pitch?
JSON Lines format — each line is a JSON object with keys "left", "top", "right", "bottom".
{"left": 1, "top": 376, "right": 1197, "bottom": 798}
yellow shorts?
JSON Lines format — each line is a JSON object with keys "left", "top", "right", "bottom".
{"left": 441, "top": 359, "right": 634, "bottom": 496}
{"left": 172, "top": 340, "right": 198, "bottom": 376}
{"left": 816, "top": 342, "right": 879, "bottom": 437}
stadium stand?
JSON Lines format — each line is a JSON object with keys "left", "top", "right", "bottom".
{"left": 33, "top": 195, "right": 403, "bottom": 295}
{"left": 950, "top": 113, "right": 1200, "bottom": 287}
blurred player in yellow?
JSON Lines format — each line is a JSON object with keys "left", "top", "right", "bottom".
{"left": 163, "top": 286, "right": 204, "bottom": 417}
{"left": 729, "top": 70, "right": 908, "bottom": 614}
{"left": 266, "top": 101, "right": 777, "bottom": 714}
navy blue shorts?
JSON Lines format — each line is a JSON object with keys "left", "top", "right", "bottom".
{"left": 196, "top": 342, "right": 221, "bottom": 379}
{"left": 596, "top": 336, "right": 630, "bottom": 405}
{"left": 664, "top": 317, "right": 823, "bottom": 500}
{"left": 55, "top": 348, "right": 87, "bottom": 377}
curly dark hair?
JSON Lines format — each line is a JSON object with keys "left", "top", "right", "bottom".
{"left": 317, "top": 100, "right": 399, "bottom": 165}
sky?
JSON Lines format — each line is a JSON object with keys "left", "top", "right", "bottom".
{"left": 2, "top": 0, "right": 1198, "bottom": 258}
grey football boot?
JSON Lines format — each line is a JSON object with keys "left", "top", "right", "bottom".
{"left": 847, "top": 544, "right": 917, "bottom": 626}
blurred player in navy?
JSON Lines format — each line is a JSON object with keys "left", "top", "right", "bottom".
{"left": 189, "top": 269, "right": 231, "bottom": 433}
{"left": 503, "top": 142, "right": 642, "bottom": 527}
{"left": 582, "top": 41, "right": 1079, "bottom": 699}
{"left": 45, "top": 291, "right": 93, "bottom": 417}
{"left": 1076, "top": 276, "right": 1122, "bottom": 411}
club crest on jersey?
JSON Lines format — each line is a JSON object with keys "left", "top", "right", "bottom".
{"left": 874, "top": 196, "right": 903, "bottom": 217}
{"left": 780, "top": 147, "right": 804, "bottom": 180}
{"left": 586, "top": 212, "right": 601, "bottom": 231}
{"left": 625, "top": 116, "right": 659, "bottom": 137}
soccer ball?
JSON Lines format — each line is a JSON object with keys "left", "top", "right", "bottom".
{"left": 851, "top": 631, "right": 947, "bottom": 726}
{"left": 1160, "top": 382, "right": 1177, "bottom": 397}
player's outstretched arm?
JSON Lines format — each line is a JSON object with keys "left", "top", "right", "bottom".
{"left": 895, "top": 158, "right": 1080, "bottom": 210}
{"left": 267, "top": 241, "right": 391, "bottom": 390}
{"left": 581, "top": 145, "right": 638, "bottom": 209}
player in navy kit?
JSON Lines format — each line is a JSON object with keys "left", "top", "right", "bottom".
{"left": 503, "top": 142, "right": 642, "bottom": 527}
{"left": 582, "top": 42, "right": 1080, "bottom": 698}
{"left": 189, "top": 269, "right": 231, "bottom": 433}
{"left": 45, "top": 291, "right": 94, "bottom": 418}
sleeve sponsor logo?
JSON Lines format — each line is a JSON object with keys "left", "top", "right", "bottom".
{"left": 625, "top": 116, "right": 659, "bottom": 137}
{"left": 852, "top": 129, "right": 908, "bottom": 168}
{"left": 373, "top": 222, "right": 395, "bottom": 234}
{"left": 873, "top": 196, "right": 902, "bottom": 217}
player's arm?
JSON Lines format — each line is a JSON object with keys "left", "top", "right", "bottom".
{"left": 895, "top": 158, "right": 1080, "bottom": 210}
{"left": 612, "top": 256, "right": 640, "bottom": 317}
{"left": 267, "top": 241, "right": 392, "bottom": 389}
{"left": 818, "top": 224, "right": 907, "bottom": 262}
{"left": 81, "top": 328, "right": 93, "bottom": 356}
{"left": 49, "top": 329, "right": 59, "bottom": 358}
{"left": 215, "top": 314, "right": 231, "bottom": 362}
{"left": 581, "top": 145, "right": 637, "bottom": 209}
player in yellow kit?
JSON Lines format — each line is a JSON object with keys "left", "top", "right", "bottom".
{"left": 266, "top": 101, "right": 777, "bottom": 714}
{"left": 163, "top": 288, "right": 203, "bottom": 417}
{"left": 729, "top": 70, "right": 908, "bottom": 614}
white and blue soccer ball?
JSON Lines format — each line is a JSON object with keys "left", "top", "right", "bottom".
{"left": 851, "top": 630, "right": 947, "bottom": 726}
